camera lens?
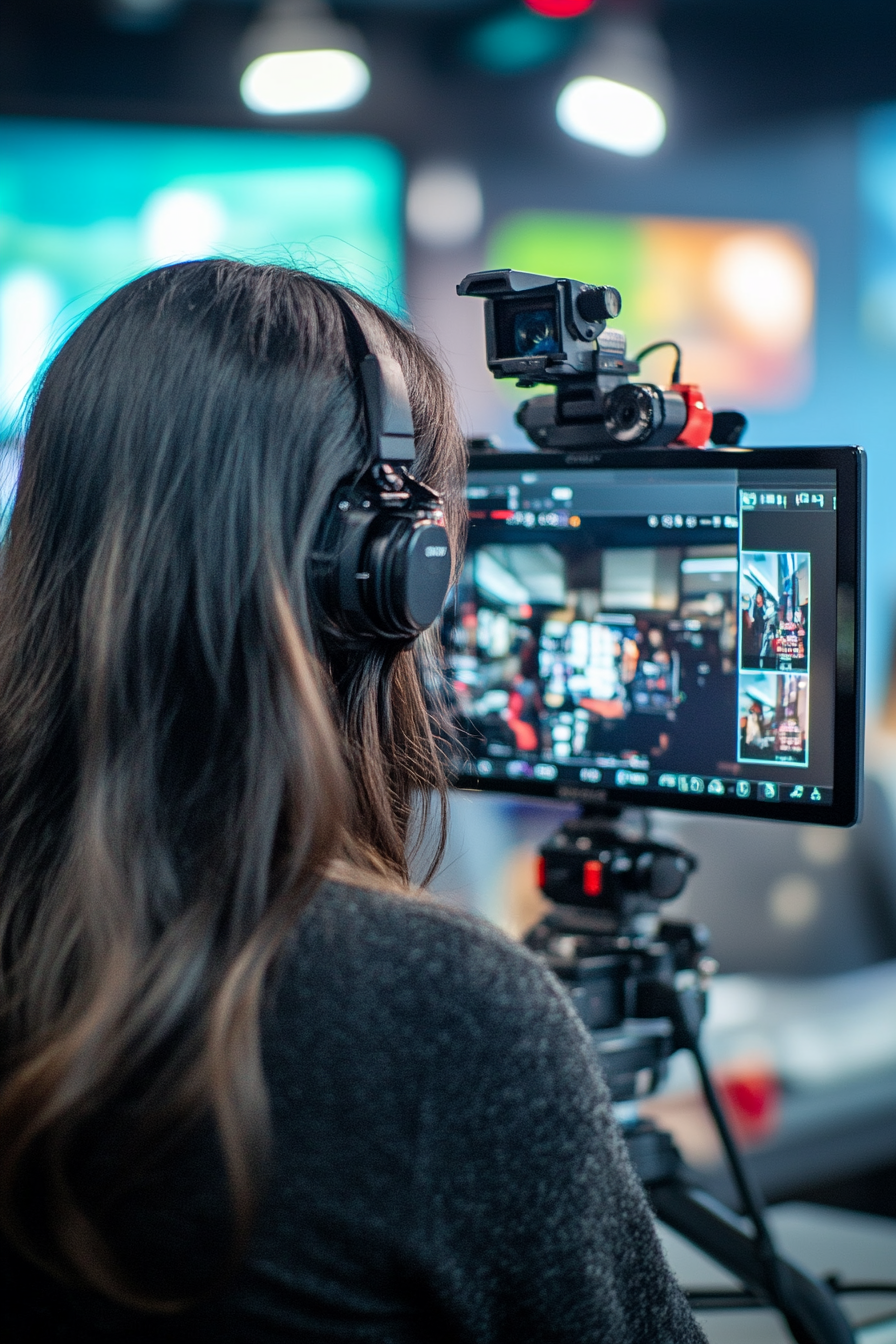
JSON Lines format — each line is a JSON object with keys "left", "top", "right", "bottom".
{"left": 604, "top": 384, "right": 658, "bottom": 444}
{"left": 514, "top": 308, "right": 559, "bottom": 357}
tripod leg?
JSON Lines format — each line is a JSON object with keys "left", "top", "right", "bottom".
{"left": 650, "top": 1179, "right": 855, "bottom": 1344}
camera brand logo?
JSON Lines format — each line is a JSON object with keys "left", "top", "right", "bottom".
{"left": 425, "top": 545, "right": 448, "bottom": 557}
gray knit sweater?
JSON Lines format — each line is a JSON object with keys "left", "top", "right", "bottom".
{"left": 1, "top": 881, "right": 706, "bottom": 1343}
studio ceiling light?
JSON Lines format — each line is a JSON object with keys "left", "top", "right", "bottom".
{"left": 239, "top": 1, "right": 370, "bottom": 116}
{"left": 556, "top": 17, "right": 672, "bottom": 156}
{"left": 557, "top": 77, "right": 665, "bottom": 156}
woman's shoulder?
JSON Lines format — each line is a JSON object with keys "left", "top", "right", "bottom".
{"left": 304, "top": 877, "right": 560, "bottom": 984}
{"left": 272, "top": 876, "right": 582, "bottom": 1052}
{"left": 265, "top": 876, "right": 607, "bottom": 1175}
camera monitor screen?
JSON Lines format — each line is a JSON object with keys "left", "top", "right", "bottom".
{"left": 444, "top": 447, "right": 865, "bottom": 825}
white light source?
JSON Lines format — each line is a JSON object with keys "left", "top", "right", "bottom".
{"left": 557, "top": 77, "right": 665, "bottom": 156}
{"left": 556, "top": 17, "right": 672, "bottom": 156}
{"left": 241, "top": 49, "right": 369, "bottom": 115}
{"left": 406, "top": 163, "right": 484, "bottom": 248}
{"left": 238, "top": 1, "right": 370, "bottom": 116}
{"left": 140, "top": 187, "right": 227, "bottom": 265}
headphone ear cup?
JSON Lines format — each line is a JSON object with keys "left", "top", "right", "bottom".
{"left": 366, "top": 517, "right": 452, "bottom": 638}
{"left": 322, "top": 505, "right": 452, "bottom": 642}
{"left": 323, "top": 505, "right": 374, "bottom": 631}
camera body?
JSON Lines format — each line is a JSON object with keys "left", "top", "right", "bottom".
{"left": 457, "top": 268, "right": 740, "bottom": 450}
{"left": 456, "top": 267, "right": 624, "bottom": 381}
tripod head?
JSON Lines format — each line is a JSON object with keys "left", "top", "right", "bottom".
{"left": 525, "top": 808, "right": 713, "bottom": 1104}
{"left": 536, "top": 807, "right": 696, "bottom": 927}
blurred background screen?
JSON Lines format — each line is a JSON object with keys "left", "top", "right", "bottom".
{"left": 0, "top": 116, "right": 403, "bottom": 521}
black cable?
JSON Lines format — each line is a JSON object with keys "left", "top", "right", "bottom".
{"left": 686, "top": 1289, "right": 767, "bottom": 1311}
{"left": 824, "top": 1278, "right": 896, "bottom": 1296}
{"left": 686, "top": 1281, "right": 896, "bottom": 1313}
{"left": 634, "top": 340, "right": 682, "bottom": 384}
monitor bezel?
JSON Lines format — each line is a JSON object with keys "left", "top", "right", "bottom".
{"left": 451, "top": 445, "right": 865, "bottom": 827}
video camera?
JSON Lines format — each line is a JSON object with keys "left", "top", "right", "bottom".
{"left": 457, "top": 268, "right": 747, "bottom": 451}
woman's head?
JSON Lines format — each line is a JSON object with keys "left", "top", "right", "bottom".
{"left": 0, "top": 260, "right": 466, "bottom": 1304}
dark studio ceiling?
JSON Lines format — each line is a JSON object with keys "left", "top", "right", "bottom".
{"left": 3, "top": 0, "right": 896, "bottom": 164}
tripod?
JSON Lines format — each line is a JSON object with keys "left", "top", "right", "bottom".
{"left": 525, "top": 807, "right": 856, "bottom": 1344}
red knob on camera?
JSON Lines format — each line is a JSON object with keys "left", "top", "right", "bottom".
{"left": 671, "top": 384, "right": 713, "bottom": 448}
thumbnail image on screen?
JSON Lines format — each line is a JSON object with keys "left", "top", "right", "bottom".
{"left": 739, "top": 552, "right": 809, "bottom": 672}
{"left": 738, "top": 671, "right": 809, "bottom": 767}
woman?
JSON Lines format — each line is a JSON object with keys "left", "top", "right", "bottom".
{"left": 0, "top": 261, "right": 703, "bottom": 1341}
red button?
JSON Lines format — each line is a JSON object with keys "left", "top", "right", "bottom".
{"left": 583, "top": 859, "right": 603, "bottom": 896}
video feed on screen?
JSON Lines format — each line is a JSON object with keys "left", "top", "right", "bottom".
{"left": 444, "top": 462, "right": 841, "bottom": 812}
{"left": 739, "top": 552, "right": 809, "bottom": 672}
{"left": 449, "top": 541, "right": 738, "bottom": 782}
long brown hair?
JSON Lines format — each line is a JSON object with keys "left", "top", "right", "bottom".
{"left": 0, "top": 261, "right": 466, "bottom": 1307}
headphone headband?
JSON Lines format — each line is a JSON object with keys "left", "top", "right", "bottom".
{"left": 326, "top": 285, "right": 417, "bottom": 464}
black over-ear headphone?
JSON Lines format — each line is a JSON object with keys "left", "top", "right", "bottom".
{"left": 315, "top": 287, "right": 452, "bottom": 644}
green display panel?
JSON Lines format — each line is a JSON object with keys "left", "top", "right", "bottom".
{"left": 0, "top": 117, "right": 404, "bottom": 449}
